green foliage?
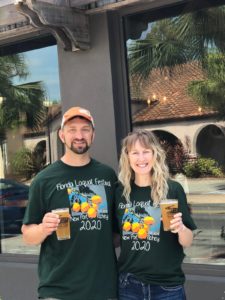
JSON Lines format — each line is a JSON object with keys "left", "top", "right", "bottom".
{"left": 11, "top": 148, "right": 34, "bottom": 179}
{"left": 187, "top": 53, "right": 225, "bottom": 119}
{"left": 0, "top": 54, "right": 47, "bottom": 140}
{"left": 128, "top": 6, "right": 225, "bottom": 79}
{"left": 128, "top": 18, "right": 193, "bottom": 78}
{"left": 128, "top": 6, "right": 225, "bottom": 120}
{"left": 161, "top": 141, "right": 187, "bottom": 175}
{"left": 11, "top": 143, "right": 46, "bottom": 179}
{"left": 184, "top": 157, "right": 224, "bottom": 178}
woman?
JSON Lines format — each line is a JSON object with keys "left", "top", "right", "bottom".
{"left": 116, "top": 129, "right": 196, "bottom": 300}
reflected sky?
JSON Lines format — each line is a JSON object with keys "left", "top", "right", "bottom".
{"left": 14, "top": 45, "right": 61, "bottom": 102}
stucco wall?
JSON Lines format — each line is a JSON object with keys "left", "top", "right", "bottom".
{"left": 136, "top": 119, "right": 225, "bottom": 154}
{"left": 57, "top": 13, "right": 118, "bottom": 171}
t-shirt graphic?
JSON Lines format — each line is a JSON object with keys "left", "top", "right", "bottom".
{"left": 121, "top": 200, "right": 161, "bottom": 246}
{"left": 67, "top": 184, "right": 108, "bottom": 230}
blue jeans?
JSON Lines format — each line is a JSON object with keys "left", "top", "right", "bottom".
{"left": 119, "top": 273, "right": 186, "bottom": 300}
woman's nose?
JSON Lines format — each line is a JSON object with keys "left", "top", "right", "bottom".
{"left": 137, "top": 153, "right": 145, "bottom": 160}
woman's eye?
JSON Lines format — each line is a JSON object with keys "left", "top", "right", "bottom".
{"left": 144, "top": 150, "right": 151, "bottom": 154}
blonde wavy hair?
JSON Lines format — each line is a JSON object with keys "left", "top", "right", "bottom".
{"left": 118, "top": 129, "right": 169, "bottom": 207}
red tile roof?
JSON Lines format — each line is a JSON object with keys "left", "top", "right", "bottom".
{"left": 131, "top": 61, "right": 217, "bottom": 125}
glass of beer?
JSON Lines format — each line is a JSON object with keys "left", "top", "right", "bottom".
{"left": 160, "top": 199, "right": 178, "bottom": 231}
{"left": 52, "top": 208, "right": 71, "bottom": 240}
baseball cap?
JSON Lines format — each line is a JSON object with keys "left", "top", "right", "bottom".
{"left": 61, "top": 106, "right": 95, "bottom": 128}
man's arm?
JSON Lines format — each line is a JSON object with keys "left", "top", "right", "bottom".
{"left": 21, "top": 212, "right": 60, "bottom": 245}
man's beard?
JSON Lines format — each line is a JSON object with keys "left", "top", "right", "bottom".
{"left": 69, "top": 139, "right": 90, "bottom": 155}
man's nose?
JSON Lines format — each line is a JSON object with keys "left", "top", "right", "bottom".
{"left": 74, "top": 130, "right": 83, "bottom": 139}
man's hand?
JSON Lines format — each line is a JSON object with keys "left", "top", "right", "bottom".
{"left": 41, "top": 212, "right": 60, "bottom": 237}
{"left": 22, "top": 212, "right": 60, "bottom": 245}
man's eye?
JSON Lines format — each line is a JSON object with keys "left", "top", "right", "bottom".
{"left": 82, "top": 128, "right": 91, "bottom": 132}
{"left": 69, "top": 129, "right": 76, "bottom": 133}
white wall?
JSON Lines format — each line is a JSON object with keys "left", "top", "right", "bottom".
{"left": 136, "top": 118, "right": 225, "bottom": 153}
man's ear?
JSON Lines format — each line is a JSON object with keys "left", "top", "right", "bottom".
{"left": 58, "top": 129, "right": 65, "bottom": 143}
{"left": 92, "top": 130, "right": 95, "bottom": 143}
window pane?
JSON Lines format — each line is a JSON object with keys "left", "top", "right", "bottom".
{"left": 0, "top": 44, "right": 61, "bottom": 255}
{"left": 124, "top": 2, "right": 225, "bottom": 265}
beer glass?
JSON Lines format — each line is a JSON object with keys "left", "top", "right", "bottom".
{"left": 160, "top": 199, "right": 178, "bottom": 231}
{"left": 52, "top": 208, "right": 71, "bottom": 240}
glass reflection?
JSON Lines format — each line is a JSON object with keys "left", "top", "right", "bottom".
{"left": 125, "top": 3, "right": 225, "bottom": 265}
{"left": 0, "top": 45, "right": 61, "bottom": 254}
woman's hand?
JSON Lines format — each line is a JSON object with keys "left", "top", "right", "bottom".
{"left": 170, "top": 212, "right": 194, "bottom": 247}
{"left": 170, "top": 212, "right": 185, "bottom": 233}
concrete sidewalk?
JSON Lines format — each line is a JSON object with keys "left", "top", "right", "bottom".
{"left": 174, "top": 175, "right": 225, "bottom": 204}
{"left": 187, "top": 194, "right": 225, "bottom": 204}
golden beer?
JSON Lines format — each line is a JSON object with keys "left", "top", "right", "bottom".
{"left": 160, "top": 199, "right": 178, "bottom": 231}
{"left": 52, "top": 208, "right": 71, "bottom": 240}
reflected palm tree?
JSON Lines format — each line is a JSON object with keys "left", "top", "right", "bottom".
{"left": 188, "top": 52, "right": 225, "bottom": 119}
{"left": 128, "top": 6, "right": 225, "bottom": 77}
{"left": 0, "top": 53, "right": 47, "bottom": 176}
{"left": 0, "top": 54, "right": 46, "bottom": 131}
{"left": 128, "top": 5, "right": 225, "bottom": 117}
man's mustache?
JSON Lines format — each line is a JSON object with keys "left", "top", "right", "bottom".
{"left": 72, "top": 139, "right": 86, "bottom": 143}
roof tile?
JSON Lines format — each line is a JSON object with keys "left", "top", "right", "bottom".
{"left": 131, "top": 62, "right": 217, "bottom": 124}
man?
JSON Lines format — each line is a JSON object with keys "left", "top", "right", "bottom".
{"left": 22, "top": 107, "right": 118, "bottom": 300}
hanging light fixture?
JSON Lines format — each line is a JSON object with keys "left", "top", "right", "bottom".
{"left": 147, "top": 97, "right": 151, "bottom": 106}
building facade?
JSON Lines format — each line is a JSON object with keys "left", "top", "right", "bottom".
{"left": 0, "top": 1, "right": 225, "bottom": 299}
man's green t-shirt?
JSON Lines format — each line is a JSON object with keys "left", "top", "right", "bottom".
{"left": 23, "top": 159, "right": 118, "bottom": 300}
{"left": 115, "top": 179, "right": 197, "bottom": 286}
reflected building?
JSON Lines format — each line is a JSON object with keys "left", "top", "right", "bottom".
{"left": 0, "top": 103, "right": 61, "bottom": 180}
{"left": 0, "top": 1, "right": 225, "bottom": 300}
{"left": 130, "top": 61, "right": 225, "bottom": 170}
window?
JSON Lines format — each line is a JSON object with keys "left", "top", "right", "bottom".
{"left": 0, "top": 44, "right": 61, "bottom": 255}
{"left": 124, "top": 1, "right": 225, "bottom": 265}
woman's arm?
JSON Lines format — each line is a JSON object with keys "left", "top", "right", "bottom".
{"left": 170, "top": 212, "right": 194, "bottom": 247}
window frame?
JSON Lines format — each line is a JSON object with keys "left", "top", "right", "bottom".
{"left": 0, "top": 34, "right": 60, "bottom": 258}
{"left": 107, "top": 0, "right": 225, "bottom": 282}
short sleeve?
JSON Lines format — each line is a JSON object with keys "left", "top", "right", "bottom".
{"left": 23, "top": 177, "right": 45, "bottom": 225}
